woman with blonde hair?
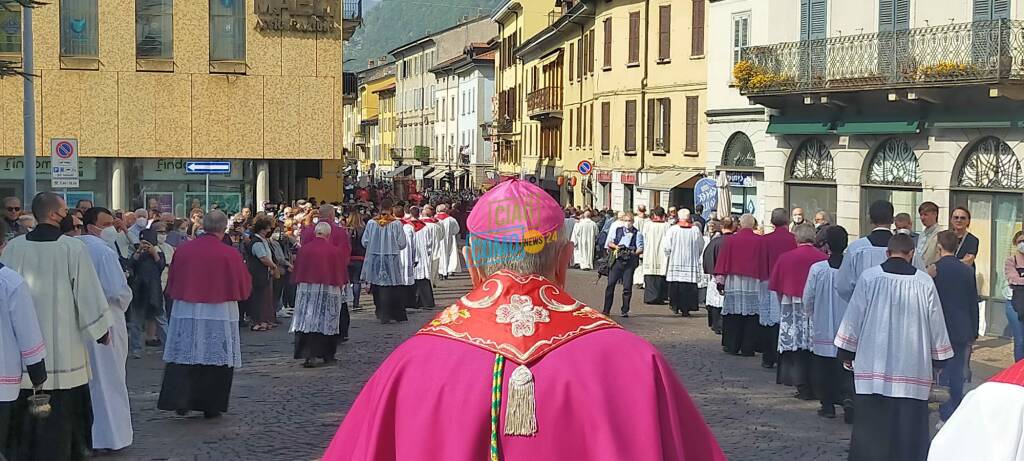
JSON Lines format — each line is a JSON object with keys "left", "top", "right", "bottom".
{"left": 347, "top": 211, "right": 367, "bottom": 310}
{"left": 1004, "top": 230, "right": 1024, "bottom": 362}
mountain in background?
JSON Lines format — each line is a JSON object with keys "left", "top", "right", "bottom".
{"left": 345, "top": 0, "right": 502, "bottom": 71}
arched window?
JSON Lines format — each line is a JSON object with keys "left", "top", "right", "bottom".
{"left": 866, "top": 138, "right": 921, "bottom": 186}
{"left": 786, "top": 139, "right": 837, "bottom": 226}
{"left": 956, "top": 136, "right": 1024, "bottom": 189}
{"left": 722, "top": 132, "right": 756, "bottom": 167}
{"left": 789, "top": 139, "right": 835, "bottom": 181}
{"left": 862, "top": 138, "right": 923, "bottom": 235}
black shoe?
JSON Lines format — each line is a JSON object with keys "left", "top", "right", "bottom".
{"left": 680, "top": 312, "right": 691, "bottom": 317}
{"left": 843, "top": 403, "right": 855, "bottom": 424}
{"left": 794, "top": 389, "right": 816, "bottom": 401}
{"left": 602, "top": 310, "right": 611, "bottom": 316}
{"left": 175, "top": 409, "right": 189, "bottom": 416}
{"left": 739, "top": 352, "right": 756, "bottom": 357}
{"left": 761, "top": 362, "right": 775, "bottom": 369}
{"left": 146, "top": 338, "right": 162, "bottom": 347}
{"left": 621, "top": 313, "right": 629, "bottom": 318}
{"left": 322, "top": 358, "right": 338, "bottom": 365}
{"left": 817, "top": 405, "right": 837, "bottom": 419}
{"left": 302, "top": 359, "right": 317, "bottom": 368}
{"left": 203, "top": 411, "right": 222, "bottom": 419}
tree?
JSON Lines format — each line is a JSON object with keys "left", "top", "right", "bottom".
{"left": 0, "top": 0, "right": 46, "bottom": 78}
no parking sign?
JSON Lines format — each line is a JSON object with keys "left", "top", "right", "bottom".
{"left": 50, "top": 138, "right": 79, "bottom": 188}
{"left": 577, "top": 160, "right": 593, "bottom": 176}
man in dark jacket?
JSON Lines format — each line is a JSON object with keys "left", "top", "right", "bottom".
{"left": 932, "top": 230, "right": 979, "bottom": 423}
{"left": 703, "top": 216, "right": 734, "bottom": 335}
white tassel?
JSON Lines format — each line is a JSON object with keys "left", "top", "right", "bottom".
{"left": 504, "top": 364, "right": 537, "bottom": 436}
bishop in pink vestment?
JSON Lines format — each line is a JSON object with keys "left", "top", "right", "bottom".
{"left": 323, "top": 179, "right": 725, "bottom": 461}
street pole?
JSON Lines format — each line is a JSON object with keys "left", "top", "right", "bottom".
{"left": 22, "top": 6, "right": 35, "bottom": 202}
{"left": 205, "top": 174, "right": 210, "bottom": 212}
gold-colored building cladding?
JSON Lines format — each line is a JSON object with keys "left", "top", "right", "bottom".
{"left": 0, "top": 0, "right": 361, "bottom": 211}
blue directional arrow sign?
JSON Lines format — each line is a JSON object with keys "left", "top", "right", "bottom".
{"left": 185, "top": 161, "right": 232, "bottom": 175}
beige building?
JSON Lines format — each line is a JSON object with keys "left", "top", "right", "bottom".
{"left": 0, "top": 0, "right": 361, "bottom": 213}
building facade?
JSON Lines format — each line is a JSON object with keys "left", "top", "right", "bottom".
{"left": 430, "top": 43, "right": 496, "bottom": 189}
{"left": 735, "top": 0, "right": 1024, "bottom": 336}
{"left": 352, "top": 61, "right": 396, "bottom": 180}
{"left": 0, "top": 0, "right": 361, "bottom": 213}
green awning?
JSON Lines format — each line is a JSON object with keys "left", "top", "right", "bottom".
{"left": 766, "top": 118, "right": 834, "bottom": 135}
{"left": 835, "top": 120, "right": 920, "bottom": 135}
{"left": 925, "top": 114, "right": 1024, "bottom": 129}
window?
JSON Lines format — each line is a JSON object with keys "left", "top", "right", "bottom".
{"left": 625, "top": 100, "right": 637, "bottom": 153}
{"left": 210, "top": 0, "right": 245, "bottom": 62}
{"left": 60, "top": 0, "right": 99, "bottom": 58}
{"left": 136, "top": 0, "right": 173, "bottom": 59}
{"left": 787, "top": 139, "right": 837, "bottom": 229}
{"left": 589, "top": 104, "right": 594, "bottom": 147}
{"left": 569, "top": 109, "right": 574, "bottom": 148}
{"left": 628, "top": 12, "right": 640, "bottom": 65}
{"left": 0, "top": 6, "right": 22, "bottom": 58}
{"left": 577, "top": 106, "right": 583, "bottom": 147}
{"left": 587, "top": 31, "right": 595, "bottom": 74}
{"left": 862, "top": 137, "right": 922, "bottom": 235}
{"left": 603, "top": 18, "right": 612, "bottom": 69}
{"left": 601, "top": 102, "right": 610, "bottom": 153}
{"left": 577, "top": 37, "right": 584, "bottom": 81}
{"left": 451, "top": 96, "right": 455, "bottom": 120}
{"left": 685, "top": 96, "right": 699, "bottom": 153}
{"left": 658, "top": 5, "right": 671, "bottom": 62}
{"left": 731, "top": 12, "right": 750, "bottom": 68}
{"left": 973, "top": 0, "right": 1011, "bottom": 20}
{"left": 722, "top": 132, "right": 755, "bottom": 167}
{"left": 647, "top": 98, "right": 671, "bottom": 153}
{"left": 691, "top": 0, "right": 705, "bottom": 56}
{"left": 568, "top": 42, "right": 575, "bottom": 81}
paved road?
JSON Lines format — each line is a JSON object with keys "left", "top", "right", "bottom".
{"left": 103, "top": 270, "right": 1014, "bottom": 461}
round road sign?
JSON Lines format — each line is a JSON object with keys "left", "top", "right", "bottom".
{"left": 55, "top": 141, "right": 75, "bottom": 159}
{"left": 577, "top": 160, "right": 593, "bottom": 176}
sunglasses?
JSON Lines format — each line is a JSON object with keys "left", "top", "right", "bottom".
{"left": 952, "top": 216, "right": 970, "bottom": 221}
{"left": 6, "top": 207, "right": 19, "bottom": 212}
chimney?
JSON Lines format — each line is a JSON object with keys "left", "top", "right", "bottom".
{"left": 368, "top": 59, "right": 376, "bottom": 67}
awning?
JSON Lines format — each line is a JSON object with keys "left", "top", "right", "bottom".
{"left": 453, "top": 170, "right": 468, "bottom": 178}
{"left": 384, "top": 165, "right": 411, "bottom": 178}
{"left": 641, "top": 170, "right": 701, "bottom": 192}
{"left": 766, "top": 117, "right": 833, "bottom": 135}
{"left": 835, "top": 120, "right": 920, "bottom": 135}
{"left": 425, "top": 168, "right": 448, "bottom": 180}
{"left": 925, "top": 114, "right": 1024, "bottom": 129}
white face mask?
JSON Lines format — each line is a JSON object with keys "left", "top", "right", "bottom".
{"left": 157, "top": 234, "right": 167, "bottom": 244}
{"left": 100, "top": 226, "right": 119, "bottom": 244}
{"left": 896, "top": 228, "right": 912, "bottom": 236}
{"left": 792, "top": 215, "right": 804, "bottom": 224}
{"left": 313, "top": 217, "right": 320, "bottom": 224}
{"left": 1018, "top": 242, "right": 1024, "bottom": 254}
{"left": 136, "top": 217, "right": 148, "bottom": 228}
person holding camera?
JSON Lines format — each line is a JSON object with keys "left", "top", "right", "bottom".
{"left": 603, "top": 212, "right": 644, "bottom": 318}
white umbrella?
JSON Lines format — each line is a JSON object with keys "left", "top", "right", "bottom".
{"left": 717, "top": 171, "right": 732, "bottom": 220}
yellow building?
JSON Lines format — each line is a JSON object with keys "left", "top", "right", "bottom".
{"left": 491, "top": 0, "right": 555, "bottom": 185}
{"left": 0, "top": 0, "right": 361, "bottom": 213}
{"left": 357, "top": 67, "right": 396, "bottom": 174}
{"left": 375, "top": 82, "right": 397, "bottom": 175}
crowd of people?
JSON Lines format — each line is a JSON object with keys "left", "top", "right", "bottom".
{"left": 0, "top": 189, "right": 475, "bottom": 460}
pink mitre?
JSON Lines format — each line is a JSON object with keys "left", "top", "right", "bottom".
{"left": 467, "top": 178, "right": 564, "bottom": 242}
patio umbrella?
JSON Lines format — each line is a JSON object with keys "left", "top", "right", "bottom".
{"left": 717, "top": 171, "right": 732, "bottom": 220}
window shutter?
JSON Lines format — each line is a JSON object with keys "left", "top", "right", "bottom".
{"left": 589, "top": 104, "right": 594, "bottom": 147}
{"left": 973, "top": 0, "right": 992, "bottom": 20}
{"left": 691, "top": 0, "right": 705, "bottom": 56}
{"left": 878, "top": 0, "right": 894, "bottom": 32}
{"left": 894, "top": 0, "right": 910, "bottom": 29}
{"left": 646, "top": 99, "right": 656, "bottom": 151}
{"left": 800, "top": 0, "right": 810, "bottom": 41}
{"left": 629, "top": 12, "right": 640, "bottom": 63}
{"left": 578, "top": 106, "right": 584, "bottom": 147}
{"left": 602, "top": 102, "right": 611, "bottom": 151}
{"left": 663, "top": 99, "right": 671, "bottom": 151}
{"left": 659, "top": 5, "right": 671, "bottom": 60}
{"left": 625, "top": 100, "right": 637, "bottom": 152}
{"left": 809, "top": 0, "right": 827, "bottom": 40}
{"left": 604, "top": 19, "right": 612, "bottom": 68}
{"left": 578, "top": 37, "right": 584, "bottom": 81}
{"left": 568, "top": 109, "right": 574, "bottom": 148}
{"left": 685, "top": 96, "right": 698, "bottom": 152}
{"left": 588, "top": 31, "right": 596, "bottom": 73}
{"left": 568, "top": 42, "right": 574, "bottom": 81}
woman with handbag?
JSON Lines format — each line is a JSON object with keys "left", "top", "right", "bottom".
{"left": 1003, "top": 230, "right": 1024, "bottom": 362}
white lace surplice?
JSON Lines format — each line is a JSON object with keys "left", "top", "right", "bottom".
{"left": 777, "top": 295, "right": 813, "bottom": 352}
{"left": 290, "top": 283, "right": 352, "bottom": 336}
{"left": 722, "top": 275, "right": 764, "bottom": 316}
{"left": 163, "top": 301, "right": 242, "bottom": 368}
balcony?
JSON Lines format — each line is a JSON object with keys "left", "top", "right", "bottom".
{"left": 342, "top": 0, "right": 363, "bottom": 40}
{"left": 527, "top": 87, "right": 563, "bottom": 120}
{"left": 737, "top": 19, "right": 1024, "bottom": 97}
{"left": 494, "top": 117, "right": 514, "bottom": 135}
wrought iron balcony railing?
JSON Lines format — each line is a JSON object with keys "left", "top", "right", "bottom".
{"left": 527, "top": 87, "right": 563, "bottom": 118}
{"left": 343, "top": 0, "right": 362, "bottom": 20}
{"left": 494, "top": 117, "right": 514, "bottom": 135}
{"left": 737, "top": 19, "right": 1024, "bottom": 96}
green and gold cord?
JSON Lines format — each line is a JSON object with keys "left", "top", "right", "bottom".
{"left": 489, "top": 353, "right": 506, "bottom": 461}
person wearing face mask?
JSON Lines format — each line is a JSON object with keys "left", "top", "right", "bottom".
{"left": 127, "top": 227, "right": 167, "bottom": 358}
{"left": 243, "top": 215, "right": 279, "bottom": 332}
{"left": 1004, "top": 231, "right": 1024, "bottom": 362}
{"left": 63, "top": 214, "right": 84, "bottom": 237}
{"left": 1, "top": 192, "right": 112, "bottom": 460}
{"left": 127, "top": 208, "right": 149, "bottom": 246}
{"left": 79, "top": 207, "right": 135, "bottom": 451}
{"left": 789, "top": 207, "right": 805, "bottom": 231}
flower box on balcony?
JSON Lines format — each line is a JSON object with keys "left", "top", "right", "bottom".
{"left": 414, "top": 146, "right": 431, "bottom": 163}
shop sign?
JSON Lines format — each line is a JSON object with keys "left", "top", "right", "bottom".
{"left": 0, "top": 157, "right": 97, "bottom": 181}
{"left": 255, "top": 0, "right": 338, "bottom": 33}
{"left": 727, "top": 172, "right": 756, "bottom": 188}
{"left": 143, "top": 159, "right": 243, "bottom": 181}
{"left": 694, "top": 178, "right": 718, "bottom": 220}
{"left": 620, "top": 173, "right": 637, "bottom": 185}
{"left": 596, "top": 170, "right": 612, "bottom": 183}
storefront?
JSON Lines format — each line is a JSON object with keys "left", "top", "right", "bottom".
{"left": 639, "top": 170, "right": 703, "bottom": 211}
{"left": 860, "top": 137, "right": 923, "bottom": 235}
{"left": 130, "top": 159, "right": 251, "bottom": 217}
{"left": 785, "top": 139, "right": 837, "bottom": 223}
{"left": 718, "top": 132, "right": 761, "bottom": 217}
{"left": 950, "top": 136, "right": 1024, "bottom": 338}
{"left": 595, "top": 170, "right": 612, "bottom": 210}
{"left": 0, "top": 157, "right": 113, "bottom": 207}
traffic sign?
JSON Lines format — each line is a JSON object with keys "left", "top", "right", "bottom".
{"left": 50, "top": 138, "right": 79, "bottom": 189}
{"left": 577, "top": 160, "right": 593, "bottom": 176}
{"left": 185, "top": 161, "right": 232, "bottom": 175}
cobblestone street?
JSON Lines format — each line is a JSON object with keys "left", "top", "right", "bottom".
{"left": 104, "top": 270, "right": 1015, "bottom": 461}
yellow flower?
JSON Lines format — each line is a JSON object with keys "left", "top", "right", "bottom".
{"left": 431, "top": 305, "right": 471, "bottom": 327}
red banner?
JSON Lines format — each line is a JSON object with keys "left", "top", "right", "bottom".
{"left": 596, "top": 171, "right": 612, "bottom": 183}
{"left": 620, "top": 173, "right": 637, "bottom": 185}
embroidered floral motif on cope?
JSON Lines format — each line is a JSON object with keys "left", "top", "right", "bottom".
{"left": 431, "top": 305, "right": 471, "bottom": 327}
{"left": 495, "top": 294, "right": 550, "bottom": 337}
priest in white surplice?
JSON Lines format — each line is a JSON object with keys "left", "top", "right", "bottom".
{"left": 1, "top": 192, "right": 112, "bottom": 459}
{"left": 837, "top": 201, "right": 895, "bottom": 302}
{"left": 570, "top": 211, "right": 598, "bottom": 270}
{"left": 641, "top": 207, "right": 670, "bottom": 304}
{"left": 408, "top": 207, "right": 438, "bottom": 309}
{"left": 834, "top": 233, "right": 953, "bottom": 461}
{"left": 435, "top": 204, "right": 461, "bottom": 279}
{"left": 80, "top": 207, "right": 134, "bottom": 451}
{"left": 421, "top": 205, "right": 445, "bottom": 285}
{"left": 398, "top": 208, "right": 417, "bottom": 310}
{"left": 664, "top": 210, "right": 705, "bottom": 316}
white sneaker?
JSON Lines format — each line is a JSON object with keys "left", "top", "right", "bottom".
{"left": 935, "top": 420, "right": 945, "bottom": 431}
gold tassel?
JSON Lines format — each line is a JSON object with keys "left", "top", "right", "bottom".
{"left": 503, "top": 364, "right": 537, "bottom": 436}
